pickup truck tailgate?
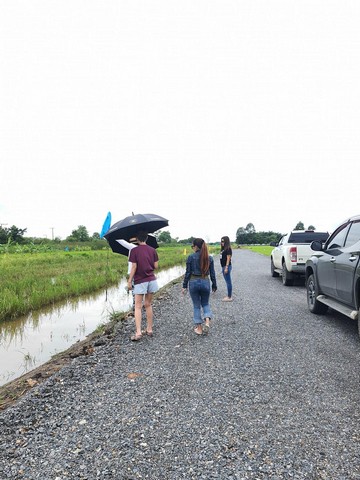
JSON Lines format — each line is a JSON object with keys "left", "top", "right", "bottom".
{"left": 289, "top": 244, "right": 312, "bottom": 264}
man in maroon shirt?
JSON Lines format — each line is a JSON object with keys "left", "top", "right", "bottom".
{"left": 127, "top": 231, "right": 159, "bottom": 341}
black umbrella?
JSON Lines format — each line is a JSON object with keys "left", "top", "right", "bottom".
{"left": 106, "top": 234, "right": 159, "bottom": 256}
{"left": 104, "top": 213, "right": 169, "bottom": 242}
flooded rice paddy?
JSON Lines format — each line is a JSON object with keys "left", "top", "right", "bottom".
{"left": 0, "top": 265, "right": 184, "bottom": 386}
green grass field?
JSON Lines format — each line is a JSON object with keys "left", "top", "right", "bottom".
{"left": 242, "top": 245, "right": 273, "bottom": 256}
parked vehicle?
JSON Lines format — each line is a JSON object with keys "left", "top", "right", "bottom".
{"left": 271, "top": 230, "right": 329, "bottom": 286}
{"left": 305, "top": 215, "right": 360, "bottom": 335}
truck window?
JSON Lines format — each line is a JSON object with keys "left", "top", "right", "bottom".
{"left": 278, "top": 236, "right": 285, "bottom": 245}
{"left": 344, "top": 221, "right": 360, "bottom": 247}
{"left": 288, "top": 232, "right": 329, "bottom": 243}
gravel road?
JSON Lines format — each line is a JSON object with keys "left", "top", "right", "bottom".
{"left": 1, "top": 249, "right": 360, "bottom": 480}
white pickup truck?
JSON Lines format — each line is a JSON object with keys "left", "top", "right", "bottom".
{"left": 271, "top": 230, "right": 329, "bottom": 286}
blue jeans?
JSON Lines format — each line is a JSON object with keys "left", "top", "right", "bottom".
{"left": 222, "top": 265, "right": 232, "bottom": 297}
{"left": 189, "top": 279, "right": 212, "bottom": 325}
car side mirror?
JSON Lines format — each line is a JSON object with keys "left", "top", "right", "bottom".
{"left": 310, "top": 240, "right": 323, "bottom": 251}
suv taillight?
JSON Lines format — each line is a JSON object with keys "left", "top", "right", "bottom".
{"left": 290, "top": 246, "right": 297, "bottom": 262}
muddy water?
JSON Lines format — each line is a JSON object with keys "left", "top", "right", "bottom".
{"left": 0, "top": 265, "right": 184, "bottom": 386}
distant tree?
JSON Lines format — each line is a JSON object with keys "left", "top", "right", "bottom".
{"left": 307, "top": 225, "right": 316, "bottom": 230}
{"left": 178, "top": 236, "right": 196, "bottom": 244}
{"left": 0, "top": 225, "right": 27, "bottom": 243}
{"left": 235, "top": 227, "right": 247, "bottom": 244}
{"left": 67, "top": 225, "right": 90, "bottom": 242}
{"left": 294, "top": 221, "right": 304, "bottom": 230}
{"left": 92, "top": 232, "right": 100, "bottom": 240}
{"left": 245, "top": 223, "right": 255, "bottom": 233}
{"left": 157, "top": 231, "right": 172, "bottom": 243}
{"left": 236, "top": 224, "right": 282, "bottom": 245}
{"left": 0, "top": 227, "right": 6, "bottom": 244}
{"left": 243, "top": 223, "right": 255, "bottom": 243}
{"left": 236, "top": 227, "right": 246, "bottom": 236}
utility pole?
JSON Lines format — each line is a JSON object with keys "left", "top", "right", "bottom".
{"left": 50, "top": 227, "right": 54, "bottom": 240}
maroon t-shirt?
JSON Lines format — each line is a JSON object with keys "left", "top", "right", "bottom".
{"left": 129, "top": 244, "right": 158, "bottom": 284}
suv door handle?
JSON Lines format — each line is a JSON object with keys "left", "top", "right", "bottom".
{"left": 330, "top": 257, "right": 336, "bottom": 263}
{"left": 349, "top": 255, "right": 357, "bottom": 262}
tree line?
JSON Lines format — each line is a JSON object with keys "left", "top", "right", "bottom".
{"left": 235, "top": 221, "right": 316, "bottom": 245}
{"left": 0, "top": 225, "right": 101, "bottom": 245}
{"left": 0, "top": 224, "right": 193, "bottom": 246}
{"left": 0, "top": 221, "right": 316, "bottom": 247}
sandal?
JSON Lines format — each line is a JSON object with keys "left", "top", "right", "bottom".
{"left": 194, "top": 327, "right": 202, "bottom": 335}
{"left": 130, "top": 334, "right": 142, "bottom": 342}
{"left": 202, "top": 324, "right": 209, "bottom": 334}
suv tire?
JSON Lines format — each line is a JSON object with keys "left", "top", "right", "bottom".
{"left": 306, "top": 274, "right": 328, "bottom": 314}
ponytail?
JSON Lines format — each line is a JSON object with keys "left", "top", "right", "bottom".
{"left": 193, "top": 238, "right": 210, "bottom": 276}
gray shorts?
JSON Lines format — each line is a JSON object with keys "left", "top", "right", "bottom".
{"left": 133, "top": 280, "right": 159, "bottom": 295}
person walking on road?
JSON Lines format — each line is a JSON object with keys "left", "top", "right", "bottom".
{"left": 127, "top": 231, "right": 159, "bottom": 341}
{"left": 182, "top": 238, "right": 217, "bottom": 335}
{"left": 220, "top": 235, "right": 233, "bottom": 301}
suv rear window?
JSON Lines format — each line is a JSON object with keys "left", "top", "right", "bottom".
{"left": 288, "top": 232, "right": 329, "bottom": 244}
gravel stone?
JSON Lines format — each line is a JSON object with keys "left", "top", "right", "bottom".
{"left": 1, "top": 249, "right": 360, "bottom": 479}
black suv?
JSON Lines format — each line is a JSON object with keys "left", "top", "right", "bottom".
{"left": 305, "top": 215, "right": 360, "bottom": 335}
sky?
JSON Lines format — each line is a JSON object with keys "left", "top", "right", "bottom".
{"left": 1, "top": 1, "right": 359, "bottom": 243}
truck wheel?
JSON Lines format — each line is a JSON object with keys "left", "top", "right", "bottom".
{"left": 271, "top": 258, "right": 279, "bottom": 277}
{"left": 306, "top": 274, "right": 328, "bottom": 314}
{"left": 282, "top": 262, "right": 294, "bottom": 286}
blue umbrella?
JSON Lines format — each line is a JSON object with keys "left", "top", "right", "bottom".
{"left": 100, "top": 212, "right": 112, "bottom": 238}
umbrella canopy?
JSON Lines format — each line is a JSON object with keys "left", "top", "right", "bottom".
{"left": 104, "top": 213, "right": 168, "bottom": 242}
{"left": 107, "top": 234, "right": 159, "bottom": 256}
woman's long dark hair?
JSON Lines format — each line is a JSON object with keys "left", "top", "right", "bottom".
{"left": 192, "top": 238, "right": 210, "bottom": 276}
{"left": 221, "top": 235, "right": 231, "bottom": 251}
